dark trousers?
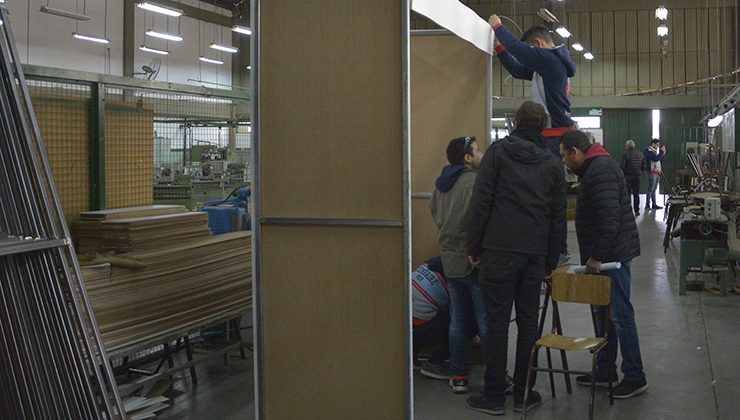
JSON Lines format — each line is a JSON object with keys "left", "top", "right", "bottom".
{"left": 480, "top": 251, "right": 544, "bottom": 403}
{"left": 546, "top": 136, "right": 568, "bottom": 255}
{"left": 626, "top": 174, "right": 641, "bottom": 213}
{"left": 413, "top": 310, "right": 450, "bottom": 365}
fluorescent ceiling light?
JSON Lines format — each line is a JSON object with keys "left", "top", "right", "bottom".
{"left": 657, "top": 25, "right": 668, "bottom": 37}
{"left": 572, "top": 43, "right": 584, "bottom": 52}
{"left": 232, "top": 25, "right": 252, "bottom": 35}
{"left": 137, "top": 2, "right": 182, "bottom": 17}
{"left": 655, "top": 6, "right": 668, "bottom": 20}
{"left": 555, "top": 27, "right": 571, "bottom": 38}
{"left": 537, "top": 8, "right": 559, "bottom": 23}
{"left": 707, "top": 115, "right": 724, "bottom": 128}
{"left": 40, "top": 5, "right": 91, "bottom": 21}
{"left": 199, "top": 56, "right": 224, "bottom": 65}
{"left": 146, "top": 30, "right": 183, "bottom": 42}
{"left": 583, "top": 52, "right": 594, "bottom": 60}
{"left": 73, "top": 33, "right": 110, "bottom": 44}
{"left": 246, "top": 65, "right": 251, "bottom": 70}
{"left": 209, "top": 43, "right": 238, "bottom": 53}
{"left": 139, "top": 45, "right": 169, "bottom": 55}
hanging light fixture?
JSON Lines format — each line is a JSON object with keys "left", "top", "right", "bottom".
{"left": 655, "top": 6, "right": 668, "bottom": 21}
{"left": 555, "top": 27, "right": 571, "bottom": 39}
{"left": 209, "top": 43, "right": 238, "bottom": 53}
{"left": 232, "top": 26, "right": 252, "bottom": 35}
{"left": 139, "top": 45, "right": 170, "bottom": 55}
{"left": 583, "top": 52, "right": 594, "bottom": 60}
{"left": 72, "top": 33, "right": 110, "bottom": 44}
{"left": 40, "top": 5, "right": 91, "bottom": 21}
{"left": 137, "top": 2, "right": 183, "bottom": 17}
{"left": 657, "top": 25, "right": 668, "bottom": 37}
{"left": 199, "top": 56, "right": 224, "bottom": 65}
{"left": 146, "top": 30, "right": 183, "bottom": 42}
{"left": 571, "top": 43, "right": 584, "bottom": 52}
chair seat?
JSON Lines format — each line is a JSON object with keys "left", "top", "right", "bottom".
{"left": 537, "top": 334, "right": 605, "bottom": 351}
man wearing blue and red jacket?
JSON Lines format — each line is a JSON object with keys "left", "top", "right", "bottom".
{"left": 489, "top": 15, "right": 576, "bottom": 263}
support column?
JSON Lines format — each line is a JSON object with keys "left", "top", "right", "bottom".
{"left": 90, "top": 83, "right": 106, "bottom": 210}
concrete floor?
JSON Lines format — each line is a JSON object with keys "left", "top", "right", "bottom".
{"left": 153, "top": 206, "right": 739, "bottom": 419}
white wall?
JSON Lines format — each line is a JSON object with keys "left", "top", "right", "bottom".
{"left": 6, "top": 0, "right": 238, "bottom": 87}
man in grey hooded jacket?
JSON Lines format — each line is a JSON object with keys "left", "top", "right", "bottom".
{"left": 429, "top": 135, "right": 486, "bottom": 394}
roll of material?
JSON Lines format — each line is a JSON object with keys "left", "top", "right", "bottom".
{"left": 411, "top": 0, "right": 495, "bottom": 55}
{"left": 569, "top": 262, "right": 622, "bottom": 274}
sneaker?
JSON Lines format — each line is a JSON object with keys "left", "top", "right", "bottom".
{"left": 504, "top": 372, "right": 514, "bottom": 395}
{"left": 652, "top": 205, "right": 663, "bottom": 210}
{"left": 466, "top": 393, "right": 505, "bottom": 416}
{"left": 576, "top": 373, "right": 618, "bottom": 388}
{"left": 557, "top": 252, "right": 571, "bottom": 266}
{"left": 514, "top": 389, "right": 542, "bottom": 413}
{"left": 420, "top": 361, "right": 450, "bottom": 380}
{"left": 609, "top": 379, "right": 648, "bottom": 399}
{"left": 635, "top": 210, "right": 640, "bottom": 216}
{"left": 449, "top": 377, "right": 469, "bottom": 394}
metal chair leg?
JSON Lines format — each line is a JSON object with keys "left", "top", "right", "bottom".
{"left": 589, "top": 353, "right": 597, "bottom": 420}
{"left": 522, "top": 345, "right": 539, "bottom": 420}
{"left": 606, "top": 345, "right": 614, "bottom": 406}
{"left": 546, "top": 348, "right": 556, "bottom": 398}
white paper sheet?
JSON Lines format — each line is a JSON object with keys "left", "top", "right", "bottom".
{"left": 411, "top": 0, "right": 495, "bottom": 56}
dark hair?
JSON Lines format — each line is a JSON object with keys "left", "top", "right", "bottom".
{"left": 521, "top": 25, "right": 554, "bottom": 44}
{"left": 561, "top": 130, "right": 593, "bottom": 154}
{"left": 514, "top": 101, "right": 549, "bottom": 131}
{"left": 651, "top": 138, "right": 661, "bottom": 144}
{"left": 446, "top": 136, "right": 476, "bottom": 165}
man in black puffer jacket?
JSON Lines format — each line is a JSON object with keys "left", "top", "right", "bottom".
{"left": 620, "top": 139, "right": 645, "bottom": 216}
{"left": 560, "top": 130, "right": 647, "bottom": 400}
{"left": 466, "top": 101, "right": 566, "bottom": 415}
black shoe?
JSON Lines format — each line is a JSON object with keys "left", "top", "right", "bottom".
{"left": 652, "top": 205, "right": 663, "bottom": 210}
{"left": 514, "top": 389, "right": 542, "bottom": 413}
{"left": 645, "top": 206, "right": 650, "bottom": 211}
{"left": 467, "top": 393, "right": 505, "bottom": 416}
{"left": 634, "top": 210, "right": 640, "bottom": 216}
{"left": 576, "top": 373, "right": 618, "bottom": 388}
{"left": 609, "top": 379, "right": 648, "bottom": 399}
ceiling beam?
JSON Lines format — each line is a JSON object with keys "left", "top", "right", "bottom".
{"left": 148, "top": 0, "right": 234, "bottom": 27}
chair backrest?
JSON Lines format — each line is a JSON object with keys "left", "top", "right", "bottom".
{"left": 552, "top": 272, "right": 611, "bottom": 306}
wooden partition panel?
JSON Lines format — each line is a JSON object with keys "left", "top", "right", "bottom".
{"left": 410, "top": 33, "right": 491, "bottom": 267}
{"left": 255, "top": 1, "right": 410, "bottom": 418}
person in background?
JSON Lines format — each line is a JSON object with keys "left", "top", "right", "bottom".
{"left": 488, "top": 15, "right": 575, "bottom": 264}
{"left": 412, "top": 256, "right": 451, "bottom": 379}
{"left": 560, "top": 130, "right": 648, "bottom": 400}
{"left": 466, "top": 101, "right": 566, "bottom": 415}
{"left": 643, "top": 139, "right": 666, "bottom": 210}
{"left": 620, "top": 139, "right": 645, "bottom": 216}
{"left": 429, "top": 136, "right": 487, "bottom": 394}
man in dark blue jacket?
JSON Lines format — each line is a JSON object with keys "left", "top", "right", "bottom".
{"left": 466, "top": 101, "right": 566, "bottom": 415}
{"left": 561, "top": 130, "right": 648, "bottom": 400}
{"left": 489, "top": 15, "right": 576, "bottom": 263}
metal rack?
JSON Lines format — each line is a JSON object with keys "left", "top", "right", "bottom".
{"left": 0, "top": 7, "right": 124, "bottom": 419}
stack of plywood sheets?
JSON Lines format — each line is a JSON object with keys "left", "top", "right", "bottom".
{"left": 76, "top": 205, "right": 188, "bottom": 252}
{"left": 81, "top": 231, "right": 252, "bottom": 355}
{"left": 100, "top": 212, "right": 211, "bottom": 253}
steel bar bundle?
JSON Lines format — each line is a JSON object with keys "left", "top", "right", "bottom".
{"left": 0, "top": 6, "right": 124, "bottom": 420}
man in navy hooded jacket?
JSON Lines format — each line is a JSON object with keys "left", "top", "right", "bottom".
{"left": 489, "top": 16, "right": 576, "bottom": 263}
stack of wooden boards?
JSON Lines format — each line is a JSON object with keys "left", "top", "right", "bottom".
{"left": 77, "top": 205, "right": 251, "bottom": 355}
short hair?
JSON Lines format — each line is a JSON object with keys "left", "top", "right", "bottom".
{"left": 514, "top": 101, "right": 549, "bottom": 131}
{"left": 521, "top": 25, "right": 554, "bottom": 44}
{"left": 625, "top": 140, "right": 636, "bottom": 148}
{"left": 446, "top": 136, "right": 476, "bottom": 165}
{"left": 561, "top": 130, "right": 593, "bottom": 154}
{"left": 651, "top": 138, "right": 661, "bottom": 145}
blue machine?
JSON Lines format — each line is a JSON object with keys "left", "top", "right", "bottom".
{"left": 201, "top": 186, "right": 251, "bottom": 235}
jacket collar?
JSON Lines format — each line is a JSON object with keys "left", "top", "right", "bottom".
{"left": 575, "top": 143, "right": 610, "bottom": 177}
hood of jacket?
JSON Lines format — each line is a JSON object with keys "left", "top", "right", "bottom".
{"left": 435, "top": 165, "right": 467, "bottom": 192}
{"left": 501, "top": 129, "right": 553, "bottom": 164}
{"left": 553, "top": 45, "right": 577, "bottom": 78}
{"left": 575, "top": 143, "right": 611, "bottom": 176}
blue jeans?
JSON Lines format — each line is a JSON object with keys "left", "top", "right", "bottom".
{"left": 448, "top": 269, "right": 488, "bottom": 377}
{"left": 592, "top": 260, "right": 646, "bottom": 382}
{"left": 646, "top": 173, "right": 660, "bottom": 208}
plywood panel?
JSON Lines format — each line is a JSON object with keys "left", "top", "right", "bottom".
{"left": 591, "top": 12, "right": 605, "bottom": 96}
{"left": 602, "top": 11, "right": 616, "bottom": 95}
{"left": 259, "top": 1, "right": 403, "bottom": 220}
{"left": 261, "top": 225, "right": 406, "bottom": 419}
{"left": 580, "top": 12, "right": 593, "bottom": 96}
{"left": 410, "top": 34, "right": 490, "bottom": 193}
{"left": 410, "top": 33, "right": 489, "bottom": 267}
{"left": 637, "top": 10, "right": 652, "bottom": 90}
{"left": 696, "top": 8, "right": 710, "bottom": 79}
{"left": 624, "top": 10, "right": 639, "bottom": 91}
{"left": 672, "top": 9, "right": 687, "bottom": 89}
{"left": 613, "top": 11, "right": 628, "bottom": 94}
